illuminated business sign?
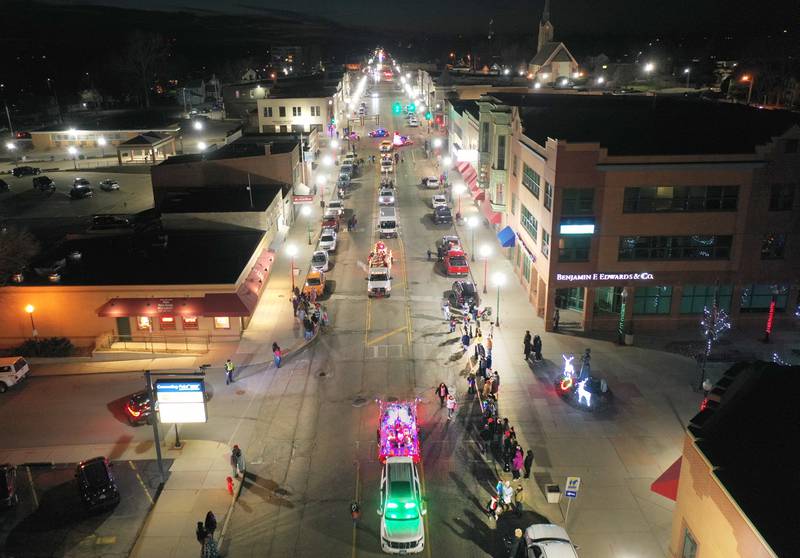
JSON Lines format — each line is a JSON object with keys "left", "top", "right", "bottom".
{"left": 455, "top": 148, "right": 479, "bottom": 163}
{"left": 155, "top": 379, "right": 207, "bottom": 423}
{"left": 560, "top": 223, "right": 596, "bottom": 235}
{"left": 556, "top": 272, "right": 655, "bottom": 282}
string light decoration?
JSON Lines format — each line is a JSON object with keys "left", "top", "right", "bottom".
{"left": 697, "top": 303, "right": 732, "bottom": 390}
{"left": 772, "top": 352, "right": 789, "bottom": 366}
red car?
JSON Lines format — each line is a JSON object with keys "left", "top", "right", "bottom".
{"left": 321, "top": 214, "right": 340, "bottom": 232}
{"left": 444, "top": 248, "right": 469, "bottom": 277}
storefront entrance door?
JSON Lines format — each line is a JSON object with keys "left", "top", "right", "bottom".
{"left": 556, "top": 287, "right": 585, "bottom": 311}
{"left": 116, "top": 317, "right": 132, "bottom": 341}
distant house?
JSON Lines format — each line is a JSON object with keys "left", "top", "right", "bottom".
{"left": 221, "top": 79, "right": 272, "bottom": 122}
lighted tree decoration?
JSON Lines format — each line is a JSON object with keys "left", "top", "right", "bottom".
{"left": 697, "top": 302, "right": 732, "bottom": 390}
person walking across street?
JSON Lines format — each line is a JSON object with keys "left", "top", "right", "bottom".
{"left": 436, "top": 382, "right": 449, "bottom": 407}
{"left": 446, "top": 393, "right": 457, "bottom": 420}
{"left": 523, "top": 330, "right": 532, "bottom": 361}
{"left": 272, "top": 342, "right": 282, "bottom": 368}
{"left": 224, "top": 359, "right": 235, "bottom": 385}
{"left": 524, "top": 449, "right": 534, "bottom": 478}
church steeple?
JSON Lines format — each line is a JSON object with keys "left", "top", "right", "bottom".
{"left": 537, "top": 0, "right": 554, "bottom": 53}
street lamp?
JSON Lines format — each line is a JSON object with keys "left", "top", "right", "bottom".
{"left": 479, "top": 244, "right": 491, "bottom": 294}
{"left": 644, "top": 62, "right": 655, "bottom": 74}
{"left": 740, "top": 74, "right": 755, "bottom": 105}
{"left": 322, "top": 154, "right": 333, "bottom": 167}
{"left": 432, "top": 137, "right": 442, "bottom": 149}
{"left": 97, "top": 136, "right": 107, "bottom": 158}
{"left": 6, "top": 142, "right": 17, "bottom": 167}
{"left": 67, "top": 145, "right": 78, "bottom": 170}
{"left": 24, "top": 304, "right": 38, "bottom": 337}
{"left": 467, "top": 216, "right": 479, "bottom": 261}
{"left": 683, "top": 67, "right": 691, "bottom": 89}
{"left": 453, "top": 182, "right": 466, "bottom": 217}
{"left": 193, "top": 120, "right": 204, "bottom": 131}
{"left": 197, "top": 141, "right": 207, "bottom": 151}
{"left": 330, "top": 139, "right": 339, "bottom": 150}
{"left": 442, "top": 155, "right": 452, "bottom": 168}
{"left": 316, "top": 174, "right": 328, "bottom": 203}
{"left": 286, "top": 244, "right": 298, "bottom": 292}
{"left": 301, "top": 204, "right": 313, "bottom": 245}
{"left": 492, "top": 272, "right": 506, "bottom": 327}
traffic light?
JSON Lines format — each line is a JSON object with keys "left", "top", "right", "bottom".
{"left": 392, "top": 102, "right": 401, "bottom": 114}
{"left": 407, "top": 103, "right": 416, "bottom": 113}
{"left": 424, "top": 111, "right": 432, "bottom": 121}
{"left": 330, "top": 117, "right": 336, "bottom": 125}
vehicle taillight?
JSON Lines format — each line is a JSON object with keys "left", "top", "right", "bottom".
{"left": 126, "top": 404, "right": 141, "bottom": 417}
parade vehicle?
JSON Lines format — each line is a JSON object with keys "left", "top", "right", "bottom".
{"left": 431, "top": 195, "right": 447, "bottom": 209}
{"left": 370, "top": 128, "right": 390, "bottom": 138}
{"left": 381, "top": 159, "right": 394, "bottom": 174}
{"left": 326, "top": 199, "right": 344, "bottom": 216}
{"left": 319, "top": 228, "right": 338, "bottom": 251}
{"left": 443, "top": 247, "right": 469, "bottom": 277}
{"left": 378, "top": 206, "right": 398, "bottom": 238}
{"left": 378, "top": 456, "right": 426, "bottom": 554}
{"left": 311, "top": 250, "right": 330, "bottom": 272}
{"left": 449, "top": 280, "right": 480, "bottom": 308}
{"left": 368, "top": 241, "right": 393, "bottom": 297}
{"left": 392, "top": 132, "right": 413, "bottom": 147}
{"left": 378, "top": 188, "right": 395, "bottom": 206}
{"left": 380, "top": 140, "right": 393, "bottom": 153}
{"left": 377, "top": 399, "right": 421, "bottom": 463}
{"left": 421, "top": 176, "right": 439, "bottom": 189}
{"left": 302, "top": 270, "right": 326, "bottom": 297}
{"left": 435, "top": 235, "right": 461, "bottom": 261}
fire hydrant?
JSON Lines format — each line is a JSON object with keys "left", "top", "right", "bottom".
{"left": 226, "top": 476, "right": 234, "bottom": 495}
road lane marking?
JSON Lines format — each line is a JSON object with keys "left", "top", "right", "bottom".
{"left": 366, "top": 326, "right": 407, "bottom": 346}
{"left": 129, "top": 460, "right": 154, "bottom": 505}
{"left": 25, "top": 466, "right": 39, "bottom": 508}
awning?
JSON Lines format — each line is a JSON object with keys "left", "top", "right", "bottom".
{"left": 203, "top": 293, "right": 254, "bottom": 317}
{"left": 650, "top": 457, "right": 682, "bottom": 501}
{"left": 481, "top": 198, "right": 502, "bottom": 225}
{"left": 497, "top": 226, "right": 516, "bottom": 247}
{"left": 97, "top": 297, "right": 205, "bottom": 318}
{"left": 471, "top": 187, "right": 485, "bottom": 201}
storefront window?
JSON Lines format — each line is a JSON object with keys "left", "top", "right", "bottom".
{"left": 556, "top": 287, "right": 584, "bottom": 311}
{"left": 214, "top": 316, "right": 231, "bottom": 329}
{"left": 740, "top": 284, "right": 788, "bottom": 313}
{"left": 595, "top": 287, "right": 623, "bottom": 314}
{"left": 522, "top": 252, "right": 531, "bottom": 282}
{"left": 136, "top": 316, "right": 152, "bottom": 331}
{"left": 633, "top": 286, "right": 673, "bottom": 315}
{"left": 159, "top": 315, "right": 176, "bottom": 330}
{"left": 541, "top": 229, "right": 550, "bottom": 259}
{"left": 680, "top": 284, "right": 733, "bottom": 314}
{"left": 182, "top": 316, "right": 199, "bottom": 330}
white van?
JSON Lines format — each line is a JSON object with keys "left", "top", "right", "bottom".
{"left": 378, "top": 456, "right": 425, "bottom": 554}
{"left": 0, "top": 357, "right": 30, "bottom": 393}
{"left": 378, "top": 206, "right": 398, "bottom": 238}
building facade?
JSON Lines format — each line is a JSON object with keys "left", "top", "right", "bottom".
{"left": 222, "top": 79, "right": 271, "bottom": 120}
{"left": 256, "top": 96, "right": 332, "bottom": 134}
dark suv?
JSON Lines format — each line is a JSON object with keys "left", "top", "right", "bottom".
{"left": 432, "top": 206, "right": 452, "bottom": 225}
{"left": 449, "top": 280, "right": 480, "bottom": 308}
{"left": 11, "top": 166, "right": 40, "bottom": 177}
{"left": 32, "top": 176, "right": 56, "bottom": 192}
{"left": 69, "top": 184, "right": 94, "bottom": 199}
{"left": 125, "top": 390, "right": 154, "bottom": 425}
{"left": 75, "top": 457, "right": 120, "bottom": 511}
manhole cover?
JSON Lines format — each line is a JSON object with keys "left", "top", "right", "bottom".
{"left": 352, "top": 396, "right": 368, "bottom": 407}
{"left": 318, "top": 372, "right": 327, "bottom": 377}
{"left": 236, "top": 389, "right": 246, "bottom": 395}
{"left": 386, "top": 396, "right": 398, "bottom": 402}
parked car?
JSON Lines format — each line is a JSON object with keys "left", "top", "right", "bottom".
{"left": 431, "top": 195, "right": 447, "bottom": 208}
{"left": 32, "top": 175, "right": 56, "bottom": 192}
{"left": 421, "top": 176, "right": 439, "bottom": 189}
{"left": 407, "top": 115, "right": 420, "bottom": 127}
{"left": 311, "top": 250, "right": 330, "bottom": 272}
{"left": 99, "top": 179, "right": 120, "bottom": 191}
{"left": 125, "top": 390, "right": 154, "bottom": 425}
{"left": 0, "top": 464, "right": 18, "bottom": 507}
{"left": 11, "top": 166, "right": 40, "bottom": 177}
{"left": 326, "top": 199, "right": 344, "bottom": 216}
{"left": 378, "top": 189, "right": 395, "bottom": 206}
{"left": 75, "top": 457, "right": 120, "bottom": 512}
{"left": 302, "top": 270, "right": 326, "bottom": 297}
{"left": 449, "top": 280, "right": 480, "bottom": 308}
{"left": 69, "top": 184, "right": 94, "bottom": 199}
{"left": 0, "top": 357, "right": 30, "bottom": 394}
{"left": 523, "top": 524, "right": 580, "bottom": 558}
{"left": 432, "top": 206, "right": 452, "bottom": 225}
{"left": 73, "top": 177, "right": 92, "bottom": 187}
{"left": 0, "top": 179, "right": 8, "bottom": 193}
{"left": 319, "top": 228, "right": 338, "bottom": 252}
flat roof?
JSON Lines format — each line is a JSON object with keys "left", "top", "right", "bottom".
{"left": 20, "top": 229, "right": 264, "bottom": 286}
{"left": 159, "top": 182, "right": 287, "bottom": 213}
{"left": 159, "top": 137, "right": 297, "bottom": 165}
{"left": 33, "top": 109, "right": 182, "bottom": 133}
{"left": 689, "top": 362, "right": 799, "bottom": 558}
{"left": 491, "top": 93, "right": 800, "bottom": 156}
{"left": 450, "top": 100, "right": 480, "bottom": 120}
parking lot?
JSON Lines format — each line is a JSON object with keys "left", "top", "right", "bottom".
{"left": 0, "top": 459, "right": 169, "bottom": 558}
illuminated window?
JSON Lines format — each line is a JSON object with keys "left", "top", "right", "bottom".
{"left": 214, "top": 316, "right": 231, "bottom": 329}
{"left": 136, "top": 316, "right": 152, "bottom": 331}
{"left": 182, "top": 316, "right": 199, "bottom": 330}
{"left": 159, "top": 315, "right": 176, "bottom": 330}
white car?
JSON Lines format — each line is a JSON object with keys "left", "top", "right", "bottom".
{"left": 310, "top": 250, "right": 330, "bottom": 272}
{"left": 379, "top": 141, "right": 392, "bottom": 153}
{"left": 319, "top": 228, "right": 337, "bottom": 252}
{"left": 379, "top": 457, "right": 426, "bottom": 554}
{"left": 524, "top": 524, "right": 580, "bottom": 558}
{"left": 378, "top": 189, "right": 396, "bottom": 205}
{"left": 421, "top": 176, "right": 439, "bottom": 189}
{"left": 408, "top": 116, "right": 419, "bottom": 127}
{"left": 326, "top": 200, "right": 344, "bottom": 216}
{"left": 381, "top": 160, "right": 394, "bottom": 173}
{"left": 0, "top": 356, "right": 30, "bottom": 393}
{"left": 432, "top": 194, "right": 447, "bottom": 208}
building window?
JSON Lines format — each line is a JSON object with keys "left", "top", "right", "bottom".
{"left": 740, "top": 284, "right": 788, "bottom": 313}
{"left": 182, "top": 316, "right": 199, "bottom": 330}
{"left": 595, "top": 287, "right": 623, "bottom": 314}
{"left": 761, "top": 233, "right": 786, "bottom": 260}
{"left": 544, "top": 181, "right": 552, "bottom": 211}
{"left": 292, "top": 106, "right": 302, "bottom": 117}
{"left": 159, "top": 315, "right": 176, "bottom": 330}
{"left": 263, "top": 107, "right": 273, "bottom": 117}
{"left": 681, "top": 529, "right": 698, "bottom": 558}
{"left": 214, "top": 316, "right": 231, "bottom": 329}
{"left": 623, "top": 185, "right": 739, "bottom": 213}
{"left": 521, "top": 164, "right": 540, "bottom": 198}
{"left": 769, "top": 184, "right": 795, "bottom": 211}
{"left": 541, "top": 229, "right": 550, "bottom": 258}
{"left": 634, "top": 286, "right": 673, "bottom": 315}
{"left": 521, "top": 252, "right": 531, "bottom": 281}
{"left": 559, "top": 236, "right": 591, "bottom": 262}
{"left": 136, "top": 316, "right": 152, "bottom": 331}
{"left": 680, "top": 284, "right": 733, "bottom": 314}
{"left": 618, "top": 235, "right": 732, "bottom": 261}
{"left": 512, "top": 154, "right": 518, "bottom": 176}
{"left": 511, "top": 192, "right": 517, "bottom": 215}
{"left": 480, "top": 122, "right": 490, "bottom": 152}
{"left": 561, "top": 188, "right": 594, "bottom": 215}
{"left": 279, "top": 106, "right": 286, "bottom": 117}
{"left": 520, "top": 205, "right": 538, "bottom": 243}
{"left": 496, "top": 135, "right": 506, "bottom": 170}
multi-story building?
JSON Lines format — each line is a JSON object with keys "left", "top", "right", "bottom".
{"left": 466, "top": 93, "right": 800, "bottom": 334}
{"left": 255, "top": 73, "right": 344, "bottom": 135}
{"left": 222, "top": 79, "right": 271, "bottom": 121}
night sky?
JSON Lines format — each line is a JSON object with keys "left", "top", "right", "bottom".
{"left": 46, "top": 0, "right": 798, "bottom": 35}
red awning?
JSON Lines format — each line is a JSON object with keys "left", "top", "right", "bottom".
{"left": 97, "top": 297, "right": 205, "bottom": 317}
{"left": 471, "top": 187, "right": 485, "bottom": 201}
{"left": 481, "top": 198, "right": 502, "bottom": 225}
{"left": 650, "top": 457, "right": 682, "bottom": 501}
{"left": 203, "top": 293, "right": 255, "bottom": 317}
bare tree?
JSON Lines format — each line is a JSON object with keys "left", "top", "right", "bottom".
{"left": 0, "top": 226, "right": 40, "bottom": 285}
{"left": 124, "top": 31, "right": 169, "bottom": 108}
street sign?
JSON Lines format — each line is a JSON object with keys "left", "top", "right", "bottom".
{"left": 155, "top": 379, "right": 207, "bottom": 423}
{"left": 293, "top": 195, "right": 314, "bottom": 204}
{"left": 565, "top": 476, "right": 581, "bottom": 498}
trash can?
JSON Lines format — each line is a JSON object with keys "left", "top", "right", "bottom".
{"left": 546, "top": 484, "right": 561, "bottom": 504}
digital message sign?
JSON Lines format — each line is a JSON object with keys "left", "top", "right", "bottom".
{"left": 155, "top": 379, "right": 207, "bottom": 423}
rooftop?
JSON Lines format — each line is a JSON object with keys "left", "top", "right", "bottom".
{"left": 449, "top": 100, "right": 480, "bottom": 120}
{"left": 33, "top": 109, "right": 181, "bottom": 133}
{"left": 159, "top": 136, "right": 298, "bottom": 165}
{"left": 491, "top": 93, "right": 800, "bottom": 156}
{"left": 159, "top": 182, "right": 286, "bottom": 213}
{"left": 689, "top": 361, "right": 799, "bottom": 558}
{"left": 20, "top": 229, "right": 264, "bottom": 286}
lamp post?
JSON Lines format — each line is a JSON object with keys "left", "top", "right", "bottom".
{"left": 467, "top": 216, "right": 478, "bottom": 261}
{"left": 741, "top": 74, "right": 755, "bottom": 105}
{"left": 453, "top": 182, "right": 466, "bottom": 218}
{"left": 24, "top": 304, "right": 38, "bottom": 337}
{"left": 480, "top": 244, "right": 491, "bottom": 294}
{"left": 492, "top": 272, "right": 506, "bottom": 327}
{"left": 67, "top": 146, "right": 78, "bottom": 170}
{"left": 286, "top": 244, "right": 298, "bottom": 292}
{"left": 97, "top": 136, "right": 106, "bottom": 158}
{"left": 301, "top": 204, "right": 313, "bottom": 244}
{"left": 683, "top": 67, "right": 691, "bottom": 89}
{"left": 6, "top": 142, "right": 17, "bottom": 167}
{"left": 316, "top": 174, "right": 327, "bottom": 206}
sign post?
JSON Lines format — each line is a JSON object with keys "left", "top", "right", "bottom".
{"left": 564, "top": 476, "right": 581, "bottom": 523}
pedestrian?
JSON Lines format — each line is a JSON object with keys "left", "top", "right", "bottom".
{"left": 478, "top": 355, "right": 487, "bottom": 379}
{"left": 196, "top": 521, "right": 207, "bottom": 544}
{"left": 427, "top": 248, "right": 432, "bottom": 260}
{"left": 291, "top": 295, "right": 299, "bottom": 316}
{"left": 486, "top": 334, "right": 493, "bottom": 355}
{"left": 471, "top": 304, "right": 478, "bottom": 322}
{"left": 486, "top": 495, "right": 500, "bottom": 520}
{"left": 303, "top": 317, "right": 314, "bottom": 340}
{"left": 435, "top": 382, "right": 449, "bottom": 407}
{"left": 533, "top": 334, "right": 543, "bottom": 361}
{"left": 449, "top": 317, "right": 456, "bottom": 333}
{"left": 310, "top": 288, "right": 317, "bottom": 304}
{"left": 297, "top": 305, "right": 306, "bottom": 323}
{"left": 442, "top": 300, "right": 451, "bottom": 321}
{"left": 503, "top": 435, "right": 513, "bottom": 472}
{"left": 272, "top": 342, "right": 282, "bottom": 368}
{"left": 501, "top": 480, "right": 514, "bottom": 511}
{"left": 512, "top": 446, "right": 524, "bottom": 480}
{"left": 293, "top": 285, "right": 300, "bottom": 298}
{"left": 461, "top": 332, "right": 470, "bottom": 352}
{"left": 514, "top": 484, "right": 525, "bottom": 517}
{"left": 495, "top": 479, "right": 504, "bottom": 502}
{"left": 524, "top": 449, "right": 534, "bottom": 478}
{"left": 204, "top": 510, "right": 217, "bottom": 538}
{"left": 467, "top": 372, "right": 476, "bottom": 395}
{"left": 353, "top": 215, "right": 358, "bottom": 228}
{"left": 482, "top": 376, "right": 493, "bottom": 398}
{"left": 553, "top": 308, "right": 560, "bottom": 331}
{"left": 321, "top": 306, "right": 330, "bottom": 328}
{"left": 350, "top": 501, "right": 361, "bottom": 525}
{"left": 523, "top": 330, "right": 532, "bottom": 361}
{"left": 224, "top": 359, "right": 235, "bottom": 385}
{"left": 509, "top": 528, "right": 525, "bottom": 558}
{"left": 579, "top": 348, "right": 591, "bottom": 380}
{"left": 230, "top": 445, "right": 243, "bottom": 477}
{"left": 446, "top": 393, "right": 457, "bottom": 419}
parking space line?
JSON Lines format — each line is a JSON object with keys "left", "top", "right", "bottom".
{"left": 25, "top": 466, "right": 39, "bottom": 508}
{"left": 129, "top": 461, "right": 154, "bottom": 505}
